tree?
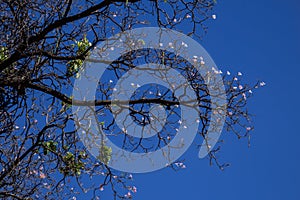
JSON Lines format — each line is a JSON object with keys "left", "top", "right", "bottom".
{"left": 0, "top": 0, "right": 264, "bottom": 199}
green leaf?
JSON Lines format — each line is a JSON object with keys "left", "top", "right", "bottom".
{"left": 0, "top": 46, "right": 8, "bottom": 62}
{"left": 43, "top": 140, "right": 58, "bottom": 154}
{"left": 99, "top": 121, "right": 105, "bottom": 126}
{"left": 97, "top": 144, "right": 112, "bottom": 165}
{"left": 64, "top": 152, "right": 75, "bottom": 161}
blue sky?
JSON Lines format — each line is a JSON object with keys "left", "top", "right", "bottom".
{"left": 104, "top": 0, "right": 300, "bottom": 200}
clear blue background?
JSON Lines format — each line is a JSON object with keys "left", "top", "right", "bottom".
{"left": 94, "top": 0, "right": 300, "bottom": 199}
{"left": 117, "top": 0, "right": 300, "bottom": 200}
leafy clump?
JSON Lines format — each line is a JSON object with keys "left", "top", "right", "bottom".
{"left": 59, "top": 151, "right": 86, "bottom": 176}
{"left": 43, "top": 140, "right": 58, "bottom": 155}
{"left": 66, "top": 35, "right": 91, "bottom": 78}
{"left": 97, "top": 143, "right": 112, "bottom": 165}
{"left": 42, "top": 142, "right": 86, "bottom": 176}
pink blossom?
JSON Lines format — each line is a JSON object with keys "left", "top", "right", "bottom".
{"left": 125, "top": 192, "right": 132, "bottom": 198}
{"left": 100, "top": 186, "right": 104, "bottom": 191}
{"left": 39, "top": 172, "right": 46, "bottom": 179}
{"left": 131, "top": 186, "right": 137, "bottom": 193}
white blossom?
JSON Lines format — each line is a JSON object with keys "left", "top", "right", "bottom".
{"left": 122, "top": 128, "right": 127, "bottom": 134}
{"left": 242, "top": 93, "right": 247, "bottom": 100}
{"left": 175, "top": 162, "right": 186, "bottom": 169}
{"left": 260, "top": 81, "right": 266, "bottom": 86}
{"left": 212, "top": 67, "right": 221, "bottom": 74}
{"left": 181, "top": 41, "right": 188, "bottom": 47}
